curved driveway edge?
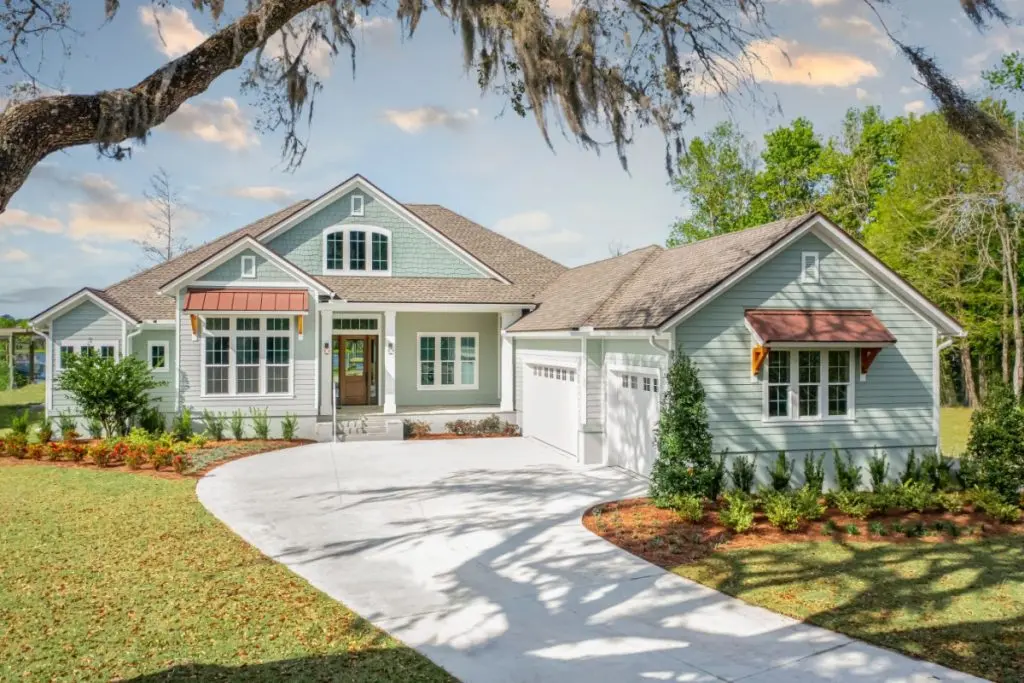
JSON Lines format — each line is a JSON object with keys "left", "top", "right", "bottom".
{"left": 198, "top": 438, "right": 985, "bottom": 683}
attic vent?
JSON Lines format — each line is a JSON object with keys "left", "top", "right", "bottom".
{"left": 801, "top": 252, "right": 819, "bottom": 284}
{"left": 351, "top": 193, "right": 365, "bottom": 217}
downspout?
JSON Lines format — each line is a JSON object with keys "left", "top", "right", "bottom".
{"left": 649, "top": 334, "right": 672, "bottom": 358}
{"left": 935, "top": 334, "right": 955, "bottom": 453}
{"left": 126, "top": 323, "right": 144, "bottom": 357}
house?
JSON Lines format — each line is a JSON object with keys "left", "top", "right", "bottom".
{"left": 31, "top": 175, "right": 964, "bottom": 479}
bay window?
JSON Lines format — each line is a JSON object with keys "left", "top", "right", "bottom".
{"left": 763, "top": 348, "right": 854, "bottom": 421}
{"left": 323, "top": 226, "right": 391, "bottom": 275}
{"left": 418, "top": 333, "right": 478, "bottom": 389}
{"left": 200, "top": 316, "right": 295, "bottom": 397}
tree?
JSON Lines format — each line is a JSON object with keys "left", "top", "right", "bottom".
{"left": 57, "top": 354, "right": 163, "bottom": 437}
{"left": 649, "top": 353, "right": 716, "bottom": 501}
{"left": 754, "top": 117, "right": 824, "bottom": 220}
{"left": 136, "top": 168, "right": 191, "bottom": 266}
{"left": 0, "top": 1, "right": 1012, "bottom": 212}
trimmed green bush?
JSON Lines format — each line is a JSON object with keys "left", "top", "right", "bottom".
{"left": 794, "top": 486, "right": 825, "bottom": 520}
{"left": 829, "top": 490, "right": 871, "bottom": 519}
{"left": 920, "top": 450, "right": 955, "bottom": 492}
{"left": 763, "top": 492, "right": 801, "bottom": 531}
{"left": 172, "top": 407, "right": 194, "bottom": 441}
{"left": 57, "top": 353, "right": 163, "bottom": 437}
{"left": 803, "top": 451, "right": 825, "bottom": 494}
{"left": 965, "top": 382, "right": 1024, "bottom": 503}
{"left": 834, "top": 448, "right": 862, "bottom": 492}
{"left": 281, "top": 413, "right": 299, "bottom": 441}
{"left": 901, "top": 449, "right": 922, "bottom": 484}
{"left": 230, "top": 410, "right": 245, "bottom": 440}
{"left": 867, "top": 449, "right": 889, "bottom": 492}
{"left": 667, "top": 494, "right": 705, "bottom": 522}
{"left": 719, "top": 491, "right": 754, "bottom": 533}
{"left": 768, "top": 451, "right": 794, "bottom": 492}
{"left": 202, "top": 410, "right": 226, "bottom": 440}
{"left": 730, "top": 455, "right": 756, "bottom": 494}
{"left": 250, "top": 408, "right": 270, "bottom": 440}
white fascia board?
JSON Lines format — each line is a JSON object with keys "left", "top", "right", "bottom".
{"left": 505, "top": 328, "right": 669, "bottom": 339}
{"left": 158, "top": 236, "right": 332, "bottom": 297}
{"left": 321, "top": 301, "right": 532, "bottom": 313}
{"left": 255, "top": 174, "right": 510, "bottom": 284}
{"left": 30, "top": 288, "right": 137, "bottom": 326}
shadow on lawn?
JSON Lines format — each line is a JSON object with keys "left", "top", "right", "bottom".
{"left": 0, "top": 402, "right": 43, "bottom": 429}
{"left": 684, "top": 536, "right": 1024, "bottom": 682}
{"left": 123, "top": 647, "right": 457, "bottom": 682}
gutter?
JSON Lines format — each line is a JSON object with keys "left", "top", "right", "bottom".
{"left": 126, "top": 324, "right": 145, "bottom": 356}
{"left": 649, "top": 334, "right": 672, "bottom": 358}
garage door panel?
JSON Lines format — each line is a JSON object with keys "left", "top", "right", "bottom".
{"left": 606, "top": 369, "right": 660, "bottom": 476}
{"left": 523, "top": 362, "right": 579, "bottom": 457}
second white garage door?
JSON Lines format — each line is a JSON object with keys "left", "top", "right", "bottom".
{"left": 522, "top": 362, "right": 579, "bottom": 457}
{"left": 606, "top": 368, "right": 661, "bottom": 476}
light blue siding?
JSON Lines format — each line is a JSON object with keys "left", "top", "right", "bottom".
{"left": 199, "top": 249, "right": 295, "bottom": 284}
{"left": 51, "top": 301, "right": 124, "bottom": 415}
{"left": 673, "top": 234, "right": 936, "bottom": 486}
{"left": 267, "top": 190, "right": 489, "bottom": 278}
{"left": 513, "top": 338, "right": 581, "bottom": 411}
{"left": 130, "top": 328, "right": 176, "bottom": 418}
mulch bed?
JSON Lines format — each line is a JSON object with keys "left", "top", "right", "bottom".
{"left": 583, "top": 497, "right": 1024, "bottom": 568}
{"left": 408, "top": 433, "right": 518, "bottom": 440}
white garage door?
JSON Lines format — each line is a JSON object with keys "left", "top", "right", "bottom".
{"left": 522, "top": 362, "right": 579, "bottom": 457}
{"left": 606, "top": 368, "right": 661, "bottom": 476}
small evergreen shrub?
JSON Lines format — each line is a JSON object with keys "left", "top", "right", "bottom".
{"left": 476, "top": 415, "right": 503, "bottom": 434}
{"left": 668, "top": 494, "right": 705, "bottom": 522}
{"left": 829, "top": 490, "right": 871, "bottom": 519}
{"left": 56, "top": 411, "right": 78, "bottom": 441}
{"left": 9, "top": 409, "right": 31, "bottom": 437}
{"left": 281, "top": 413, "right": 299, "bottom": 440}
{"left": 708, "top": 452, "right": 727, "bottom": 501}
{"left": 920, "top": 451, "right": 954, "bottom": 492}
{"left": 202, "top": 410, "right": 226, "bottom": 441}
{"left": 844, "top": 523, "right": 861, "bottom": 535}
{"left": 868, "top": 521, "right": 888, "bottom": 536}
{"left": 822, "top": 519, "right": 839, "bottom": 535}
{"left": 956, "top": 457, "right": 981, "bottom": 490}
{"left": 803, "top": 451, "right": 825, "bottom": 494}
{"left": 172, "top": 407, "right": 194, "bottom": 441}
{"left": 867, "top": 449, "right": 889, "bottom": 492}
{"left": 404, "top": 420, "right": 431, "bottom": 438}
{"left": 833, "top": 448, "right": 862, "bottom": 492}
{"left": 35, "top": 421, "right": 53, "bottom": 444}
{"left": 649, "top": 354, "right": 718, "bottom": 500}
{"left": 763, "top": 493, "right": 801, "bottom": 531}
{"left": 901, "top": 449, "right": 922, "bottom": 484}
{"left": 965, "top": 382, "right": 1024, "bottom": 503}
{"left": 445, "top": 419, "right": 474, "bottom": 435}
{"left": 57, "top": 354, "right": 163, "bottom": 436}
{"left": 86, "top": 417, "right": 104, "bottom": 439}
{"left": 730, "top": 455, "right": 756, "bottom": 494}
{"left": 137, "top": 406, "right": 165, "bottom": 435}
{"left": 188, "top": 434, "right": 208, "bottom": 448}
{"left": 899, "top": 480, "right": 937, "bottom": 513}
{"left": 988, "top": 502, "right": 1022, "bottom": 524}
{"left": 230, "top": 410, "right": 246, "bottom": 440}
{"left": 719, "top": 491, "right": 755, "bottom": 533}
{"left": 250, "top": 408, "right": 270, "bottom": 440}
{"left": 937, "top": 491, "right": 965, "bottom": 514}
{"left": 768, "top": 451, "right": 794, "bottom": 492}
{"left": 794, "top": 486, "right": 825, "bottom": 521}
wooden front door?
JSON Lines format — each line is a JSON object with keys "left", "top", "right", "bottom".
{"left": 339, "top": 335, "right": 373, "bottom": 405}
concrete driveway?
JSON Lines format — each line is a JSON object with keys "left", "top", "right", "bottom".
{"left": 197, "top": 438, "right": 982, "bottom": 683}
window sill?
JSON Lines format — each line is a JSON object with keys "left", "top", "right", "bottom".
{"left": 761, "top": 416, "right": 855, "bottom": 426}
{"left": 416, "top": 384, "right": 480, "bottom": 392}
{"left": 199, "top": 393, "right": 295, "bottom": 400}
{"left": 323, "top": 269, "right": 392, "bottom": 277}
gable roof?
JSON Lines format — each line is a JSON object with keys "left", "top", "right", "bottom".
{"left": 31, "top": 287, "right": 139, "bottom": 326}
{"left": 509, "top": 213, "right": 965, "bottom": 336}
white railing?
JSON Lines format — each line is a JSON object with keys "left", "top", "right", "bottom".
{"left": 332, "top": 380, "right": 338, "bottom": 443}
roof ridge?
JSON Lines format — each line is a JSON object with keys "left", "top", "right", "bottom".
{"left": 583, "top": 246, "right": 667, "bottom": 328}
{"left": 570, "top": 244, "right": 663, "bottom": 271}
{"left": 663, "top": 212, "right": 819, "bottom": 252}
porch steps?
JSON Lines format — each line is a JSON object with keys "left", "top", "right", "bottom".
{"left": 317, "top": 414, "right": 404, "bottom": 442}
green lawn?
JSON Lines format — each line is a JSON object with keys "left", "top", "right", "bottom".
{"left": 675, "top": 538, "right": 1024, "bottom": 682}
{"left": 0, "top": 383, "right": 45, "bottom": 437}
{"left": 0, "top": 466, "right": 455, "bottom": 682}
{"left": 940, "top": 406, "right": 973, "bottom": 456}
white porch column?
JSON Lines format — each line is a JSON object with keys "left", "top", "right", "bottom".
{"left": 318, "top": 309, "right": 333, "bottom": 414}
{"left": 500, "top": 311, "right": 519, "bottom": 412}
{"left": 384, "top": 311, "right": 397, "bottom": 414}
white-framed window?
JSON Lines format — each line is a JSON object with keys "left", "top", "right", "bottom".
{"left": 617, "top": 372, "right": 659, "bottom": 393}
{"left": 148, "top": 341, "right": 169, "bottom": 374}
{"left": 323, "top": 225, "right": 391, "bottom": 276}
{"left": 351, "top": 193, "right": 365, "bottom": 217}
{"left": 240, "top": 255, "right": 257, "bottom": 279}
{"left": 532, "top": 365, "right": 576, "bottom": 382}
{"left": 763, "top": 348, "right": 855, "bottom": 422}
{"left": 200, "top": 315, "right": 295, "bottom": 397}
{"left": 801, "top": 252, "right": 820, "bottom": 284}
{"left": 417, "top": 333, "right": 478, "bottom": 390}
{"left": 57, "top": 341, "right": 120, "bottom": 369}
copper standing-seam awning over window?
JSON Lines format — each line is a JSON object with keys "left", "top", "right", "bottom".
{"left": 745, "top": 309, "right": 897, "bottom": 345}
{"left": 184, "top": 288, "right": 308, "bottom": 313}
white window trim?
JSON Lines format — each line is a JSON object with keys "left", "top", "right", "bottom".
{"left": 148, "top": 341, "right": 170, "bottom": 374}
{"left": 416, "top": 332, "right": 479, "bottom": 391}
{"left": 240, "top": 255, "right": 257, "bottom": 279}
{"left": 801, "top": 251, "right": 820, "bottom": 284}
{"left": 351, "top": 193, "right": 365, "bottom": 217}
{"left": 199, "top": 315, "right": 296, "bottom": 399}
{"left": 322, "top": 224, "right": 392, "bottom": 277}
{"left": 57, "top": 340, "right": 120, "bottom": 370}
{"left": 761, "top": 347, "right": 855, "bottom": 424}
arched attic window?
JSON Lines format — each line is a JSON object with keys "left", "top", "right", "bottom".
{"left": 323, "top": 225, "right": 391, "bottom": 276}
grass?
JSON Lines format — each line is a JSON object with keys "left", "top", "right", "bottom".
{"left": 0, "top": 466, "right": 455, "bottom": 682}
{"left": 940, "top": 406, "right": 973, "bottom": 456}
{"left": 0, "top": 383, "right": 45, "bottom": 436}
{"left": 675, "top": 537, "right": 1024, "bottom": 682}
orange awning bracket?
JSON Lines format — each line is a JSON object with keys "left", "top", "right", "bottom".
{"left": 860, "top": 347, "right": 881, "bottom": 377}
{"left": 752, "top": 344, "right": 768, "bottom": 376}
{"left": 296, "top": 315, "right": 304, "bottom": 340}
{"left": 189, "top": 314, "right": 199, "bottom": 341}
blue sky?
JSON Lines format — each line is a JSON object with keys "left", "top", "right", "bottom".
{"left": 0, "top": 0, "right": 1022, "bottom": 318}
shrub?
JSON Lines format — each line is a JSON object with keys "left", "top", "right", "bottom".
{"left": 5, "top": 433, "right": 27, "bottom": 459}
{"left": 868, "top": 521, "right": 888, "bottom": 536}
{"left": 202, "top": 410, "right": 225, "bottom": 441}
{"left": 965, "top": 381, "right": 1024, "bottom": 503}
{"left": 476, "top": 415, "right": 503, "bottom": 434}
{"left": 920, "top": 451, "right": 954, "bottom": 492}
{"left": 822, "top": 519, "right": 839, "bottom": 535}
{"left": 404, "top": 420, "right": 431, "bottom": 438}
{"left": 649, "top": 354, "right": 718, "bottom": 501}
{"left": 899, "top": 480, "right": 937, "bottom": 513}
{"left": 445, "top": 419, "right": 474, "bottom": 435}
{"left": 867, "top": 449, "right": 889, "bottom": 492}
{"left": 188, "top": 433, "right": 208, "bottom": 449}
{"left": 794, "top": 486, "right": 825, "bottom": 521}
{"left": 719, "top": 491, "right": 755, "bottom": 533}
{"left": 56, "top": 411, "right": 78, "bottom": 442}
{"left": 124, "top": 448, "right": 145, "bottom": 470}
{"left": 86, "top": 417, "right": 104, "bottom": 440}
{"left": 172, "top": 453, "right": 192, "bottom": 475}
{"left": 230, "top": 410, "right": 245, "bottom": 440}
{"left": 803, "top": 451, "right": 825, "bottom": 494}
{"left": 35, "top": 421, "right": 53, "bottom": 444}
{"left": 956, "top": 456, "right": 982, "bottom": 490}
{"left": 151, "top": 447, "right": 172, "bottom": 471}
{"left": 667, "top": 493, "right": 705, "bottom": 522}
{"left": 281, "top": 413, "right": 299, "bottom": 441}
{"left": 89, "top": 443, "right": 110, "bottom": 467}
{"left": 938, "top": 491, "right": 965, "bottom": 514}
{"left": 902, "top": 449, "right": 922, "bottom": 484}
{"left": 57, "top": 354, "right": 164, "bottom": 437}
{"left": 46, "top": 442, "right": 63, "bottom": 461}
{"left": 9, "top": 409, "right": 31, "bottom": 437}
{"left": 834, "top": 449, "right": 862, "bottom": 492}
{"left": 730, "top": 455, "right": 756, "bottom": 494}
{"left": 501, "top": 421, "right": 522, "bottom": 436}
{"left": 708, "top": 452, "right": 727, "bottom": 501}
{"left": 250, "top": 408, "right": 270, "bottom": 440}
{"left": 966, "top": 487, "right": 1005, "bottom": 515}
{"left": 830, "top": 490, "right": 872, "bottom": 519}
{"left": 110, "top": 442, "right": 132, "bottom": 464}
{"left": 844, "top": 523, "right": 861, "bottom": 535}
{"left": 988, "top": 502, "right": 1022, "bottom": 524}
{"left": 768, "top": 451, "right": 794, "bottom": 492}
{"left": 172, "top": 407, "right": 194, "bottom": 441}
{"left": 763, "top": 493, "right": 801, "bottom": 531}
{"left": 26, "top": 444, "right": 45, "bottom": 461}
{"left": 137, "top": 406, "right": 165, "bottom": 435}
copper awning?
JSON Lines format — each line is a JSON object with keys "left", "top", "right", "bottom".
{"left": 745, "top": 309, "right": 896, "bottom": 345}
{"left": 184, "top": 288, "right": 308, "bottom": 313}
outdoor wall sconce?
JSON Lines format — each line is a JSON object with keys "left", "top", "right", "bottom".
{"left": 387, "top": 340, "right": 395, "bottom": 355}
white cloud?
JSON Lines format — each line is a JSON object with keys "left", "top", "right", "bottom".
{"left": 899, "top": 84, "right": 923, "bottom": 95}
{"left": 493, "top": 210, "right": 583, "bottom": 248}
{"left": 855, "top": 87, "right": 869, "bottom": 101}
{"left": 138, "top": 6, "right": 206, "bottom": 58}
{"left": 161, "top": 98, "right": 258, "bottom": 150}
{"left": 1, "top": 248, "right": 29, "bottom": 263}
{"left": 382, "top": 106, "right": 480, "bottom": 134}
{"left": 0, "top": 208, "right": 62, "bottom": 234}
{"left": 227, "top": 186, "right": 296, "bottom": 205}
{"left": 264, "top": 18, "right": 335, "bottom": 78}
{"left": 817, "top": 16, "right": 892, "bottom": 51}
{"left": 744, "top": 38, "right": 879, "bottom": 88}
{"left": 67, "top": 174, "right": 152, "bottom": 242}
{"left": 904, "top": 99, "right": 927, "bottom": 114}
